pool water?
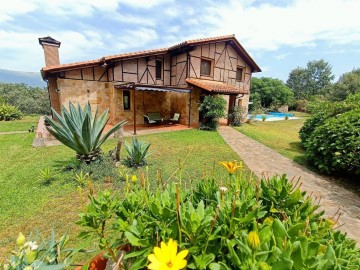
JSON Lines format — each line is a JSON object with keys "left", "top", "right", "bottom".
{"left": 248, "top": 112, "right": 294, "bottom": 120}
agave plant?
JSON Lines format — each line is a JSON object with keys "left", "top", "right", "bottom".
{"left": 45, "top": 102, "right": 126, "bottom": 163}
{"left": 124, "top": 138, "right": 151, "bottom": 167}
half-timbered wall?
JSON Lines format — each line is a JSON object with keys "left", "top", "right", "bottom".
{"left": 170, "top": 41, "right": 252, "bottom": 93}
{"left": 52, "top": 41, "right": 254, "bottom": 127}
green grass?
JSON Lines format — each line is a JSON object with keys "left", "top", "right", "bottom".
{"left": 235, "top": 112, "right": 310, "bottom": 165}
{"left": 0, "top": 115, "right": 40, "bottom": 132}
{"left": 0, "top": 129, "right": 251, "bottom": 258}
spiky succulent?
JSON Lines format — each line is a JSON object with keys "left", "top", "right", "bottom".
{"left": 45, "top": 102, "right": 126, "bottom": 163}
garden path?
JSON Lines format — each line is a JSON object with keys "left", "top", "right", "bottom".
{"left": 219, "top": 125, "right": 360, "bottom": 245}
{"left": 0, "top": 131, "right": 28, "bottom": 135}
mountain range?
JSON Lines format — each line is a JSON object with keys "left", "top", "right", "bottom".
{"left": 0, "top": 69, "right": 46, "bottom": 88}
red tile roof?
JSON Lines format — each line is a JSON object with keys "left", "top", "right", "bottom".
{"left": 42, "top": 35, "right": 261, "bottom": 74}
{"left": 186, "top": 78, "right": 249, "bottom": 94}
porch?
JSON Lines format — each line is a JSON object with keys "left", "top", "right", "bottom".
{"left": 105, "top": 123, "right": 192, "bottom": 137}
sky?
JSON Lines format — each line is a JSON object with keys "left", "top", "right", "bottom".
{"left": 0, "top": 0, "right": 359, "bottom": 82}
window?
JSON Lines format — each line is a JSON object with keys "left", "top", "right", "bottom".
{"left": 200, "top": 59, "right": 212, "bottom": 76}
{"left": 156, "top": 60, "right": 162, "bottom": 79}
{"left": 123, "top": 90, "right": 131, "bottom": 110}
{"left": 236, "top": 67, "right": 244, "bottom": 81}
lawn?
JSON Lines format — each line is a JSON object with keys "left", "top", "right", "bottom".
{"left": 0, "top": 115, "right": 39, "bottom": 132}
{"left": 235, "top": 112, "right": 309, "bottom": 165}
{"left": 0, "top": 127, "right": 252, "bottom": 259}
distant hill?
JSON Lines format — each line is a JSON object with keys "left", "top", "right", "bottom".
{"left": 0, "top": 69, "right": 46, "bottom": 88}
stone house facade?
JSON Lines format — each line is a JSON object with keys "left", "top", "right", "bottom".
{"left": 39, "top": 35, "right": 261, "bottom": 131}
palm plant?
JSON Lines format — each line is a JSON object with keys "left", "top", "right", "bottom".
{"left": 45, "top": 102, "right": 126, "bottom": 163}
{"left": 124, "top": 138, "right": 151, "bottom": 167}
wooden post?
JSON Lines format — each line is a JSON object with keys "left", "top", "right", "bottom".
{"left": 188, "top": 91, "right": 191, "bottom": 127}
{"left": 133, "top": 88, "right": 137, "bottom": 135}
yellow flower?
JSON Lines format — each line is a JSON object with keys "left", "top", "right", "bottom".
{"left": 131, "top": 175, "right": 137, "bottom": 183}
{"left": 16, "top": 232, "right": 26, "bottom": 246}
{"left": 220, "top": 161, "right": 242, "bottom": 174}
{"left": 148, "top": 238, "right": 188, "bottom": 270}
{"left": 247, "top": 231, "right": 260, "bottom": 250}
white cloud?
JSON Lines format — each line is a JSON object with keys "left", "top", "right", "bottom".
{"left": 274, "top": 53, "right": 291, "bottom": 60}
{"left": 0, "top": 30, "right": 115, "bottom": 70}
{"left": 112, "top": 14, "right": 156, "bottom": 26}
{"left": 118, "top": 0, "right": 173, "bottom": 9}
{"left": 111, "top": 28, "right": 159, "bottom": 51}
{"left": 0, "top": 1, "right": 37, "bottom": 23}
{"left": 0, "top": 0, "right": 121, "bottom": 21}
{"left": 205, "top": 0, "right": 360, "bottom": 51}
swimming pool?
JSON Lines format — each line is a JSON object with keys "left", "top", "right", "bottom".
{"left": 247, "top": 112, "right": 295, "bottom": 121}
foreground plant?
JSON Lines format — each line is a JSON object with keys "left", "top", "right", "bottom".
{"left": 124, "top": 138, "right": 151, "bottom": 168}
{"left": 1, "top": 230, "right": 76, "bottom": 270}
{"left": 45, "top": 102, "right": 126, "bottom": 163}
{"left": 77, "top": 163, "right": 360, "bottom": 269}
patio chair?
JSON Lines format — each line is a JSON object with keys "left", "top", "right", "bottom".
{"left": 143, "top": 115, "right": 156, "bottom": 127}
{"left": 169, "top": 113, "right": 180, "bottom": 124}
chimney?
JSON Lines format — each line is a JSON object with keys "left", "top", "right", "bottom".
{"left": 38, "top": 36, "right": 61, "bottom": 67}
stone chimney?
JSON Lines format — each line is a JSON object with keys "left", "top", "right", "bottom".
{"left": 38, "top": 36, "right": 61, "bottom": 67}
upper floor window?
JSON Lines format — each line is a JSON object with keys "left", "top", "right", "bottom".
{"left": 156, "top": 60, "right": 162, "bottom": 79}
{"left": 200, "top": 59, "right": 212, "bottom": 76}
{"left": 236, "top": 67, "right": 244, "bottom": 81}
{"left": 123, "top": 90, "right": 131, "bottom": 110}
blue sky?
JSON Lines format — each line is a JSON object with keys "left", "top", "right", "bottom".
{"left": 0, "top": 0, "right": 359, "bottom": 82}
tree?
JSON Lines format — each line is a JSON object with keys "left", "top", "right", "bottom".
{"left": 286, "top": 59, "right": 335, "bottom": 99}
{"left": 250, "top": 77, "right": 293, "bottom": 109}
{"left": 328, "top": 68, "right": 360, "bottom": 101}
{"left": 0, "top": 82, "right": 50, "bottom": 115}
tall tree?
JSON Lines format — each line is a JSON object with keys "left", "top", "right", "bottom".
{"left": 287, "top": 59, "right": 334, "bottom": 99}
{"left": 250, "top": 77, "right": 293, "bottom": 109}
{"left": 328, "top": 68, "right": 360, "bottom": 101}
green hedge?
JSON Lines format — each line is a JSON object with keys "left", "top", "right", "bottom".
{"left": 304, "top": 109, "right": 360, "bottom": 175}
{"left": 299, "top": 95, "right": 359, "bottom": 144}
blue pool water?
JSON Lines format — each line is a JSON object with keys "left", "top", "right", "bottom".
{"left": 248, "top": 112, "right": 294, "bottom": 120}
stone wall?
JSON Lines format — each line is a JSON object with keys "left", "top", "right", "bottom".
{"left": 57, "top": 78, "right": 111, "bottom": 116}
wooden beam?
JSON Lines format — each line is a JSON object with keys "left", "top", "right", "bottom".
{"left": 188, "top": 91, "right": 192, "bottom": 127}
{"left": 133, "top": 88, "right": 137, "bottom": 135}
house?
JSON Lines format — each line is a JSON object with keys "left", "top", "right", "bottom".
{"left": 39, "top": 35, "right": 261, "bottom": 133}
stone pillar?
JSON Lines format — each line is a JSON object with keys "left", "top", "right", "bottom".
{"left": 39, "top": 36, "right": 61, "bottom": 114}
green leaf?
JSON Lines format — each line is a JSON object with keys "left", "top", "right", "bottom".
{"left": 124, "top": 231, "right": 142, "bottom": 247}
{"left": 272, "top": 258, "right": 293, "bottom": 270}
{"left": 209, "top": 262, "right": 232, "bottom": 270}
{"left": 291, "top": 241, "right": 305, "bottom": 270}
{"left": 193, "top": 253, "right": 215, "bottom": 270}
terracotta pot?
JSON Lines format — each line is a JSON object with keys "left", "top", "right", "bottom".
{"left": 75, "top": 251, "right": 108, "bottom": 270}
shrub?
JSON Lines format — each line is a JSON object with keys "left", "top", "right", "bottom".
{"left": 299, "top": 94, "right": 360, "bottom": 144}
{"left": 304, "top": 109, "right": 360, "bottom": 175}
{"left": 77, "top": 167, "right": 360, "bottom": 269}
{"left": 0, "top": 103, "right": 22, "bottom": 121}
{"left": 45, "top": 102, "right": 126, "bottom": 163}
{"left": 199, "top": 95, "right": 227, "bottom": 130}
{"left": 228, "top": 105, "right": 246, "bottom": 126}
{"left": 124, "top": 138, "right": 151, "bottom": 168}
